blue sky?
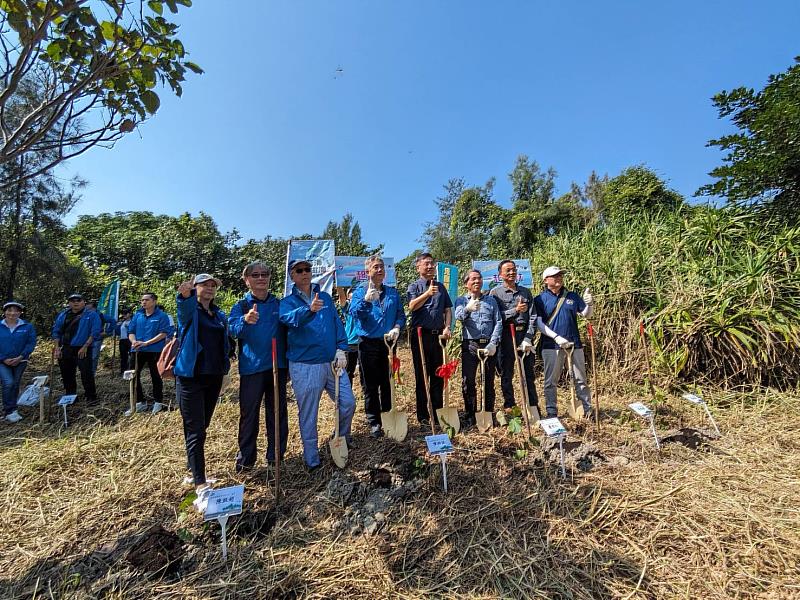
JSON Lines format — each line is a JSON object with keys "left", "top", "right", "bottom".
{"left": 66, "top": 1, "right": 799, "bottom": 259}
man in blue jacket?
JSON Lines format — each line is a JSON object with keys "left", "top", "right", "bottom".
{"left": 229, "top": 261, "right": 288, "bottom": 474}
{"left": 0, "top": 301, "right": 37, "bottom": 423}
{"left": 279, "top": 259, "right": 355, "bottom": 472}
{"left": 51, "top": 293, "right": 102, "bottom": 402}
{"left": 126, "top": 292, "right": 172, "bottom": 415}
{"left": 349, "top": 255, "right": 406, "bottom": 438}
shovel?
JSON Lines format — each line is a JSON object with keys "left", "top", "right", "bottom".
{"left": 476, "top": 349, "right": 493, "bottom": 433}
{"left": 436, "top": 335, "right": 460, "bottom": 435}
{"left": 329, "top": 365, "right": 349, "bottom": 468}
{"left": 564, "top": 345, "right": 585, "bottom": 420}
{"left": 416, "top": 327, "right": 436, "bottom": 435}
{"left": 381, "top": 333, "right": 408, "bottom": 441}
{"left": 512, "top": 324, "right": 537, "bottom": 440}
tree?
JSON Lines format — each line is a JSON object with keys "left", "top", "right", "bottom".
{"left": 698, "top": 57, "right": 800, "bottom": 223}
{"left": 321, "top": 212, "right": 380, "bottom": 256}
{"left": 602, "top": 165, "right": 683, "bottom": 222}
{"left": 0, "top": 0, "right": 201, "bottom": 188}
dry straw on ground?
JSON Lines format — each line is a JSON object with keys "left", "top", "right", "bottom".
{"left": 1, "top": 345, "right": 799, "bottom": 599}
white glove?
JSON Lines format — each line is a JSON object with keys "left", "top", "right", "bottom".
{"left": 386, "top": 327, "right": 400, "bottom": 342}
{"left": 520, "top": 339, "right": 534, "bottom": 354}
{"left": 484, "top": 342, "right": 497, "bottom": 356}
{"left": 334, "top": 349, "right": 348, "bottom": 370}
{"left": 582, "top": 287, "right": 593, "bottom": 305}
{"left": 554, "top": 335, "right": 573, "bottom": 349}
{"left": 465, "top": 298, "right": 480, "bottom": 312}
{"left": 365, "top": 282, "right": 380, "bottom": 303}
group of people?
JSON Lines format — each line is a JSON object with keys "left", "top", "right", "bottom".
{"left": 0, "top": 252, "right": 594, "bottom": 512}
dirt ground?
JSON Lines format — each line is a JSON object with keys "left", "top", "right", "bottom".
{"left": 1, "top": 344, "right": 798, "bottom": 599}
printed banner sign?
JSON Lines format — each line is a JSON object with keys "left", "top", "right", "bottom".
{"left": 335, "top": 256, "right": 397, "bottom": 287}
{"left": 284, "top": 240, "right": 336, "bottom": 296}
{"left": 203, "top": 485, "right": 244, "bottom": 521}
{"left": 425, "top": 433, "right": 454, "bottom": 455}
{"left": 472, "top": 259, "right": 533, "bottom": 291}
{"left": 436, "top": 262, "right": 459, "bottom": 330}
{"left": 97, "top": 279, "right": 120, "bottom": 323}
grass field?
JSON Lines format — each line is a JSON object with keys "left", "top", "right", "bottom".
{"left": 1, "top": 344, "right": 798, "bottom": 599}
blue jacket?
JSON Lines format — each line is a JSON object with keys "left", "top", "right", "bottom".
{"left": 279, "top": 284, "right": 347, "bottom": 364}
{"left": 349, "top": 283, "right": 406, "bottom": 339}
{"left": 0, "top": 319, "right": 37, "bottom": 361}
{"left": 51, "top": 309, "right": 102, "bottom": 348}
{"left": 128, "top": 307, "right": 172, "bottom": 353}
{"left": 174, "top": 290, "right": 230, "bottom": 378}
{"left": 229, "top": 292, "right": 287, "bottom": 375}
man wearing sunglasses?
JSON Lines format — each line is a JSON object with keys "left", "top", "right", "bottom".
{"left": 280, "top": 259, "right": 355, "bottom": 472}
{"left": 229, "top": 261, "right": 288, "bottom": 475}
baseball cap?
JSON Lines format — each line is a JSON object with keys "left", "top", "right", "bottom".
{"left": 3, "top": 301, "right": 24, "bottom": 311}
{"left": 288, "top": 259, "right": 312, "bottom": 272}
{"left": 67, "top": 293, "right": 84, "bottom": 301}
{"left": 194, "top": 273, "right": 222, "bottom": 287}
{"left": 542, "top": 266, "right": 565, "bottom": 280}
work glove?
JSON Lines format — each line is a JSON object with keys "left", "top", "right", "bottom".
{"left": 582, "top": 287, "right": 593, "bottom": 305}
{"left": 555, "top": 335, "right": 574, "bottom": 350}
{"left": 465, "top": 298, "right": 481, "bottom": 312}
{"left": 386, "top": 327, "right": 400, "bottom": 343}
{"left": 484, "top": 342, "right": 497, "bottom": 356}
{"left": 334, "top": 349, "right": 348, "bottom": 370}
{"left": 520, "top": 339, "right": 534, "bottom": 354}
{"left": 365, "top": 282, "right": 380, "bottom": 303}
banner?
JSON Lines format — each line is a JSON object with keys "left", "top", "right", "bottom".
{"left": 284, "top": 240, "right": 336, "bottom": 296}
{"left": 436, "top": 262, "right": 459, "bottom": 330}
{"left": 97, "top": 279, "right": 120, "bottom": 323}
{"left": 471, "top": 259, "right": 533, "bottom": 291}
{"left": 335, "top": 256, "right": 397, "bottom": 288}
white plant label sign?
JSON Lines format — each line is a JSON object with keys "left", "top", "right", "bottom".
{"left": 540, "top": 417, "right": 566, "bottom": 437}
{"left": 682, "top": 393, "right": 704, "bottom": 405}
{"left": 204, "top": 485, "right": 244, "bottom": 521}
{"left": 58, "top": 394, "right": 77, "bottom": 406}
{"left": 629, "top": 402, "right": 653, "bottom": 417}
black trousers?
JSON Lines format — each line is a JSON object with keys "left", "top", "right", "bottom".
{"left": 498, "top": 325, "right": 539, "bottom": 410}
{"left": 236, "top": 368, "right": 289, "bottom": 469}
{"left": 358, "top": 337, "right": 392, "bottom": 428}
{"left": 177, "top": 374, "right": 223, "bottom": 485}
{"left": 410, "top": 328, "right": 444, "bottom": 421}
{"left": 134, "top": 351, "right": 163, "bottom": 403}
{"left": 461, "top": 340, "right": 498, "bottom": 416}
{"left": 119, "top": 338, "right": 131, "bottom": 374}
{"left": 58, "top": 345, "right": 97, "bottom": 400}
{"left": 346, "top": 347, "right": 359, "bottom": 389}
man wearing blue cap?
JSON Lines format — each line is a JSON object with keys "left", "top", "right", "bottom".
{"left": 52, "top": 293, "right": 102, "bottom": 402}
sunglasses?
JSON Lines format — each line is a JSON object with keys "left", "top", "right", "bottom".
{"left": 249, "top": 272, "right": 270, "bottom": 278}
{"left": 293, "top": 267, "right": 311, "bottom": 274}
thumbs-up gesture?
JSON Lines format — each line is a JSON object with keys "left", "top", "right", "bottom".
{"left": 244, "top": 302, "right": 259, "bottom": 324}
{"left": 582, "top": 287, "right": 593, "bottom": 305}
{"left": 310, "top": 292, "right": 324, "bottom": 312}
{"left": 365, "top": 280, "right": 380, "bottom": 303}
{"left": 426, "top": 279, "right": 437, "bottom": 298}
{"left": 515, "top": 297, "right": 528, "bottom": 313}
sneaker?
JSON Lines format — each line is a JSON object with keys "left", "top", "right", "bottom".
{"left": 123, "top": 402, "right": 148, "bottom": 417}
{"left": 182, "top": 475, "right": 195, "bottom": 486}
{"left": 5, "top": 410, "right": 22, "bottom": 423}
{"left": 193, "top": 485, "right": 212, "bottom": 512}
{"left": 151, "top": 402, "right": 166, "bottom": 414}
{"left": 369, "top": 425, "right": 384, "bottom": 438}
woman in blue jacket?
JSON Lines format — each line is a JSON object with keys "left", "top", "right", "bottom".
{"left": 175, "top": 274, "right": 230, "bottom": 510}
{"left": 0, "top": 301, "right": 37, "bottom": 423}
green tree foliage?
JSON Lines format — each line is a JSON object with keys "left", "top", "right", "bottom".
{"left": 0, "top": 0, "right": 201, "bottom": 188}
{"left": 321, "top": 212, "right": 380, "bottom": 256}
{"left": 698, "top": 57, "right": 800, "bottom": 223}
{"left": 601, "top": 165, "right": 683, "bottom": 222}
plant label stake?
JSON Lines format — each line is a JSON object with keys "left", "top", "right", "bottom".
{"left": 629, "top": 402, "right": 660, "bottom": 449}
{"left": 203, "top": 484, "right": 244, "bottom": 561}
{"left": 57, "top": 394, "right": 77, "bottom": 426}
{"left": 425, "top": 433, "right": 454, "bottom": 492}
{"left": 682, "top": 393, "right": 721, "bottom": 436}
{"left": 539, "top": 417, "right": 567, "bottom": 479}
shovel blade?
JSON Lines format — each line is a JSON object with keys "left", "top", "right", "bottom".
{"left": 523, "top": 404, "right": 541, "bottom": 425}
{"left": 476, "top": 411, "right": 493, "bottom": 433}
{"left": 567, "top": 394, "right": 585, "bottom": 420}
{"left": 382, "top": 408, "right": 408, "bottom": 442}
{"left": 436, "top": 407, "right": 460, "bottom": 435}
{"left": 329, "top": 436, "right": 348, "bottom": 468}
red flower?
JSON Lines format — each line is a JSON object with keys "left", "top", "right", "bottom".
{"left": 436, "top": 359, "right": 459, "bottom": 381}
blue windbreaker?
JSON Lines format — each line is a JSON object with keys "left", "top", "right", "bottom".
{"left": 51, "top": 309, "right": 102, "bottom": 348}
{"left": 174, "top": 290, "right": 230, "bottom": 378}
{"left": 0, "top": 319, "right": 37, "bottom": 361}
{"left": 349, "top": 283, "right": 406, "bottom": 339}
{"left": 128, "top": 307, "right": 172, "bottom": 353}
{"left": 229, "top": 292, "right": 288, "bottom": 375}
{"left": 279, "top": 284, "right": 347, "bottom": 364}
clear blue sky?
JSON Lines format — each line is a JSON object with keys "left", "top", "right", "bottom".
{"left": 66, "top": 1, "right": 799, "bottom": 259}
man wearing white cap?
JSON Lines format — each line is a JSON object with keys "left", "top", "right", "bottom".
{"left": 534, "top": 266, "right": 594, "bottom": 418}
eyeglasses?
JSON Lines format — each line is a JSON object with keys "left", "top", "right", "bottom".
{"left": 249, "top": 272, "right": 270, "bottom": 278}
{"left": 293, "top": 268, "right": 311, "bottom": 274}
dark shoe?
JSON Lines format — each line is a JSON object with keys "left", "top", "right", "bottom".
{"left": 370, "top": 425, "right": 384, "bottom": 438}
{"left": 306, "top": 463, "right": 323, "bottom": 475}
{"left": 235, "top": 463, "right": 255, "bottom": 474}
{"left": 463, "top": 416, "right": 476, "bottom": 429}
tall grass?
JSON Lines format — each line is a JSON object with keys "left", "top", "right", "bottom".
{"left": 532, "top": 206, "right": 800, "bottom": 388}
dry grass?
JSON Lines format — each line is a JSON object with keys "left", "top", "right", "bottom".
{"left": 1, "top": 344, "right": 799, "bottom": 599}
